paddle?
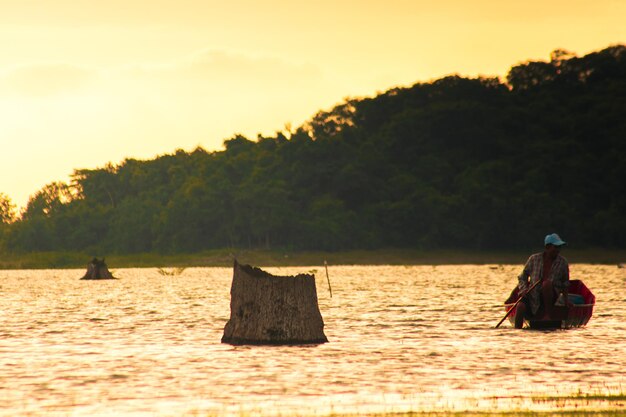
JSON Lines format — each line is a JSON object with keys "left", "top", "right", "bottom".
{"left": 495, "top": 278, "right": 543, "bottom": 328}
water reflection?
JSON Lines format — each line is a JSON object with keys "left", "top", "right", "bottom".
{"left": 0, "top": 265, "right": 624, "bottom": 416}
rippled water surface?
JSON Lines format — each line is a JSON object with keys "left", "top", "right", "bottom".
{"left": 1, "top": 264, "right": 625, "bottom": 416}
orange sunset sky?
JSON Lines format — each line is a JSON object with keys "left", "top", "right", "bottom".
{"left": 1, "top": 0, "right": 625, "bottom": 209}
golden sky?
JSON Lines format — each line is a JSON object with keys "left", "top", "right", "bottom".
{"left": 1, "top": 0, "right": 625, "bottom": 209}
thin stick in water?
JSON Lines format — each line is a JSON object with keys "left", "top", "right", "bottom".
{"left": 324, "top": 260, "right": 332, "bottom": 298}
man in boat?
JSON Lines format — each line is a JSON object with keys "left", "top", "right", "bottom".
{"left": 514, "top": 233, "right": 571, "bottom": 328}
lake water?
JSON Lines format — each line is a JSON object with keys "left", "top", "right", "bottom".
{"left": 0, "top": 264, "right": 624, "bottom": 416}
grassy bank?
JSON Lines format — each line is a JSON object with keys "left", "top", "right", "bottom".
{"left": 1, "top": 248, "right": 625, "bottom": 270}
{"left": 199, "top": 390, "right": 626, "bottom": 416}
{"left": 265, "top": 390, "right": 626, "bottom": 417}
{"left": 332, "top": 413, "right": 625, "bottom": 417}
{"left": 330, "top": 413, "right": 625, "bottom": 416}
{"left": 322, "top": 389, "right": 626, "bottom": 417}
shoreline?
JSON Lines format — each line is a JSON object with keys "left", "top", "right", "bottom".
{"left": 1, "top": 248, "right": 625, "bottom": 270}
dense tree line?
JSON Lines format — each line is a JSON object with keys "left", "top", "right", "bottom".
{"left": 1, "top": 45, "right": 625, "bottom": 253}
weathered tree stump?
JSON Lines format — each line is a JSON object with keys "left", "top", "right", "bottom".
{"left": 80, "top": 258, "right": 116, "bottom": 280}
{"left": 222, "top": 260, "right": 328, "bottom": 345}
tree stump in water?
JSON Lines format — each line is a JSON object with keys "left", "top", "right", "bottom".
{"left": 80, "top": 258, "right": 116, "bottom": 280}
{"left": 222, "top": 260, "right": 328, "bottom": 345}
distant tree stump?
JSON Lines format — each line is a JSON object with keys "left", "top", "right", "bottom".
{"left": 80, "top": 258, "right": 116, "bottom": 280}
{"left": 222, "top": 260, "right": 328, "bottom": 345}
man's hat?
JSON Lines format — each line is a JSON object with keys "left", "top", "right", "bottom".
{"left": 544, "top": 233, "right": 566, "bottom": 247}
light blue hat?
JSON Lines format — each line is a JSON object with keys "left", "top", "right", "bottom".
{"left": 544, "top": 233, "right": 566, "bottom": 247}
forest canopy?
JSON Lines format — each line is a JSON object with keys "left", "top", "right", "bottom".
{"left": 1, "top": 45, "right": 625, "bottom": 253}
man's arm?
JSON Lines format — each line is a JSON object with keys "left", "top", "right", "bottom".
{"left": 562, "top": 263, "right": 571, "bottom": 306}
{"left": 554, "top": 259, "right": 571, "bottom": 306}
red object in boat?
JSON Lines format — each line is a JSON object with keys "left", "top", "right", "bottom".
{"left": 503, "top": 279, "right": 595, "bottom": 329}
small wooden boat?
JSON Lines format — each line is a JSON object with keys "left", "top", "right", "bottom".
{"left": 504, "top": 279, "right": 595, "bottom": 329}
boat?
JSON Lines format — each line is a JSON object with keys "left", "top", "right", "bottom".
{"left": 503, "top": 279, "right": 595, "bottom": 329}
